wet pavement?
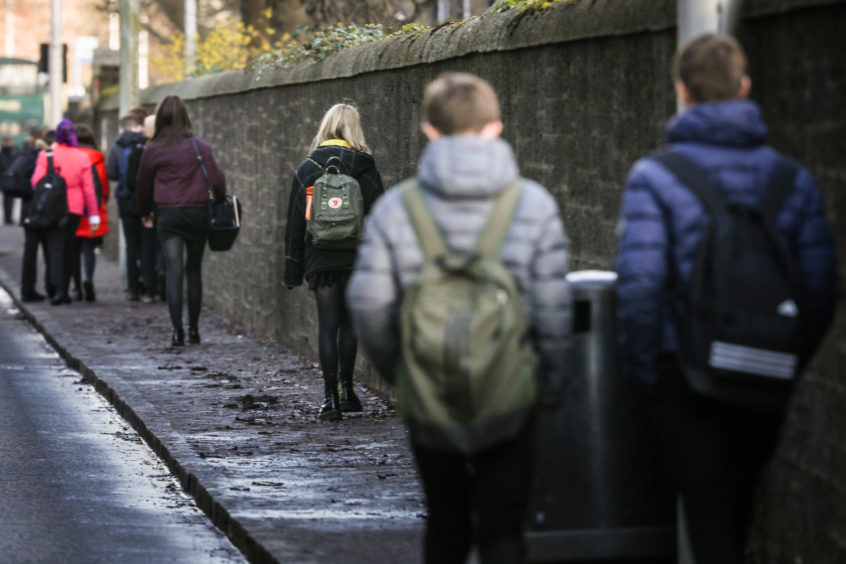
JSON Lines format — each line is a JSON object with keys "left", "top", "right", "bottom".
{"left": 0, "top": 289, "right": 245, "bottom": 563}
{"left": 0, "top": 224, "right": 424, "bottom": 564}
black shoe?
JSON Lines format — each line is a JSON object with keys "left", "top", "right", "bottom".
{"left": 21, "top": 291, "right": 45, "bottom": 303}
{"left": 171, "top": 329, "right": 185, "bottom": 347}
{"left": 83, "top": 280, "right": 95, "bottom": 302}
{"left": 340, "top": 376, "right": 363, "bottom": 412}
{"left": 318, "top": 382, "right": 342, "bottom": 421}
{"left": 187, "top": 326, "right": 200, "bottom": 344}
{"left": 50, "top": 291, "right": 71, "bottom": 306}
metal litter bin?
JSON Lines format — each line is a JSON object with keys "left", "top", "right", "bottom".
{"left": 526, "top": 270, "right": 675, "bottom": 561}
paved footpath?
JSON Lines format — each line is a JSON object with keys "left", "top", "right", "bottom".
{"left": 0, "top": 224, "right": 424, "bottom": 564}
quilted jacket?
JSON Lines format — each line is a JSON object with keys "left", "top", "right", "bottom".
{"left": 347, "top": 136, "right": 572, "bottom": 403}
{"left": 615, "top": 99, "right": 837, "bottom": 385}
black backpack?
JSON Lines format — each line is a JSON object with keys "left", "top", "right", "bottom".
{"left": 654, "top": 151, "right": 804, "bottom": 409}
{"left": 24, "top": 151, "right": 68, "bottom": 230}
{"left": 117, "top": 140, "right": 145, "bottom": 215}
{"left": 2, "top": 148, "right": 39, "bottom": 200}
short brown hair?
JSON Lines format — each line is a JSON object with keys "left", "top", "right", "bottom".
{"left": 130, "top": 106, "right": 149, "bottom": 121}
{"left": 75, "top": 123, "right": 97, "bottom": 148}
{"left": 421, "top": 72, "right": 500, "bottom": 135}
{"left": 119, "top": 114, "right": 141, "bottom": 130}
{"left": 672, "top": 33, "right": 747, "bottom": 103}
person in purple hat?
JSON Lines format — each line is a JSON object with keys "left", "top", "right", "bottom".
{"left": 30, "top": 119, "right": 100, "bottom": 305}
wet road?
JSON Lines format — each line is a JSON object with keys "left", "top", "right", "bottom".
{"left": 0, "top": 289, "right": 245, "bottom": 563}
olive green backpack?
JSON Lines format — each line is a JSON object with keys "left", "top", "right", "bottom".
{"left": 397, "top": 180, "right": 537, "bottom": 454}
{"left": 306, "top": 156, "right": 364, "bottom": 249}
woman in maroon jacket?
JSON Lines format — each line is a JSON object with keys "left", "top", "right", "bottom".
{"left": 136, "top": 95, "right": 226, "bottom": 346}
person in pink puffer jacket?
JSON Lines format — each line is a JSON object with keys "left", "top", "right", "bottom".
{"left": 30, "top": 119, "right": 100, "bottom": 305}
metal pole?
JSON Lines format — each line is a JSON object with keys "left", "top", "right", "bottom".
{"left": 5, "top": 0, "right": 15, "bottom": 58}
{"left": 437, "top": 0, "right": 450, "bottom": 22}
{"left": 118, "top": 0, "right": 139, "bottom": 117}
{"left": 184, "top": 0, "right": 196, "bottom": 77}
{"left": 48, "top": 0, "right": 62, "bottom": 126}
{"left": 678, "top": 0, "right": 720, "bottom": 44}
{"left": 118, "top": 0, "right": 140, "bottom": 291}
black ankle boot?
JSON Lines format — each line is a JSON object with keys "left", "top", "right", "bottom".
{"left": 340, "top": 375, "right": 363, "bottom": 412}
{"left": 83, "top": 280, "right": 96, "bottom": 302}
{"left": 50, "top": 290, "right": 71, "bottom": 305}
{"left": 187, "top": 326, "right": 200, "bottom": 344}
{"left": 171, "top": 328, "right": 185, "bottom": 347}
{"left": 318, "top": 380, "right": 342, "bottom": 421}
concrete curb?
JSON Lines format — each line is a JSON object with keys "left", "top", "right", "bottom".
{"left": 0, "top": 267, "right": 277, "bottom": 564}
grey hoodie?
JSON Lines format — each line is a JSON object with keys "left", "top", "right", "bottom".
{"left": 347, "top": 136, "right": 572, "bottom": 406}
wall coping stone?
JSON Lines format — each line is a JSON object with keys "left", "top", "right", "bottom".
{"left": 100, "top": 0, "right": 841, "bottom": 112}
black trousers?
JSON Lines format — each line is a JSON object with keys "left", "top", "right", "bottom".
{"left": 20, "top": 226, "right": 52, "bottom": 296}
{"left": 3, "top": 193, "right": 15, "bottom": 223}
{"left": 411, "top": 419, "right": 535, "bottom": 564}
{"left": 121, "top": 211, "right": 157, "bottom": 297}
{"left": 45, "top": 215, "right": 81, "bottom": 294}
{"left": 651, "top": 357, "right": 785, "bottom": 564}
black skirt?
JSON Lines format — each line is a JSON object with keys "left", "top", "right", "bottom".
{"left": 307, "top": 269, "right": 351, "bottom": 291}
{"left": 157, "top": 206, "right": 209, "bottom": 243}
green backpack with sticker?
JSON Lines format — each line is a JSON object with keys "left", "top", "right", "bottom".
{"left": 396, "top": 179, "right": 537, "bottom": 454}
{"left": 306, "top": 156, "right": 364, "bottom": 249}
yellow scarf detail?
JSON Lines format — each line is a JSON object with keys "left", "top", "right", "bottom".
{"left": 319, "top": 139, "right": 352, "bottom": 149}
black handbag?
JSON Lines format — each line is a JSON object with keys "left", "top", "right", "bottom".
{"left": 208, "top": 194, "right": 242, "bottom": 251}
{"left": 191, "top": 137, "right": 242, "bottom": 251}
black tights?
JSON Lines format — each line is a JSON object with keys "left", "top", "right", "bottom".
{"left": 314, "top": 281, "right": 357, "bottom": 384}
{"left": 160, "top": 235, "right": 205, "bottom": 332}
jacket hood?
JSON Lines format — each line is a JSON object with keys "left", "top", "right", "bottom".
{"left": 667, "top": 99, "right": 767, "bottom": 147}
{"left": 115, "top": 130, "right": 144, "bottom": 148}
{"left": 308, "top": 145, "right": 376, "bottom": 178}
{"left": 417, "top": 136, "right": 519, "bottom": 199}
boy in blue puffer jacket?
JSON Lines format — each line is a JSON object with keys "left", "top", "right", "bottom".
{"left": 615, "top": 34, "right": 836, "bottom": 564}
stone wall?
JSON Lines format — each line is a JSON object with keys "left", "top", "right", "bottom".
{"left": 97, "top": 0, "right": 846, "bottom": 559}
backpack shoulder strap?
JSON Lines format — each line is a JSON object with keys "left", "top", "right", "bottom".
{"left": 651, "top": 150, "right": 726, "bottom": 214}
{"left": 46, "top": 150, "right": 54, "bottom": 175}
{"left": 402, "top": 179, "right": 448, "bottom": 260}
{"left": 306, "top": 157, "right": 323, "bottom": 171}
{"left": 759, "top": 157, "right": 800, "bottom": 226}
{"left": 190, "top": 137, "right": 210, "bottom": 192}
{"left": 475, "top": 180, "right": 523, "bottom": 259}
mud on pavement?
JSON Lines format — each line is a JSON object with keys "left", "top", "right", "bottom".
{"left": 0, "top": 225, "right": 425, "bottom": 564}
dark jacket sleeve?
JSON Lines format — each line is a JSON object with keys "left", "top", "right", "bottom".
{"left": 360, "top": 163, "right": 385, "bottom": 214}
{"left": 106, "top": 142, "right": 121, "bottom": 181}
{"left": 791, "top": 167, "right": 838, "bottom": 356}
{"left": 614, "top": 160, "right": 671, "bottom": 386}
{"left": 135, "top": 146, "right": 155, "bottom": 217}
{"left": 284, "top": 164, "right": 308, "bottom": 288}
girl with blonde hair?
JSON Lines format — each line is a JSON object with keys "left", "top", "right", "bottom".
{"left": 284, "top": 103, "right": 384, "bottom": 421}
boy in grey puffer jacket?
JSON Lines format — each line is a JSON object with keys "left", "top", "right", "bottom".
{"left": 347, "top": 73, "right": 571, "bottom": 564}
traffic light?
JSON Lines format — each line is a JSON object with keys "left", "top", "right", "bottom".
{"left": 38, "top": 43, "right": 68, "bottom": 83}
